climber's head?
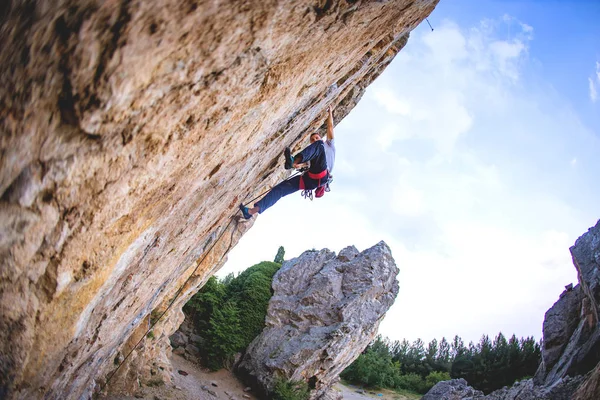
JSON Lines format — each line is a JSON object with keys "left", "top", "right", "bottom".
{"left": 310, "top": 132, "right": 321, "bottom": 143}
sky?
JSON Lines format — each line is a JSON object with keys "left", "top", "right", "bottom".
{"left": 217, "top": 0, "right": 600, "bottom": 346}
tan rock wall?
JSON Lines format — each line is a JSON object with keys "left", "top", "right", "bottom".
{"left": 0, "top": 1, "right": 438, "bottom": 399}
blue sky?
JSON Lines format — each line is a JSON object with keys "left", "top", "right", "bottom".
{"left": 218, "top": 1, "right": 600, "bottom": 346}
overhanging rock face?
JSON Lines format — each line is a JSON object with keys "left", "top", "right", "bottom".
{"left": 0, "top": 1, "right": 438, "bottom": 399}
{"left": 238, "top": 242, "right": 400, "bottom": 399}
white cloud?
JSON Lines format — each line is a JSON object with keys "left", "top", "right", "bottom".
{"left": 391, "top": 182, "right": 424, "bottom": 217}
{"left": 590, "top": 61, "right": 600, "bottom": 102}
{"left": 373, "top": 88, "right": 411, "bottom": 116}
{"left": 590, "top": 77, "right": 598, "bottom": 102}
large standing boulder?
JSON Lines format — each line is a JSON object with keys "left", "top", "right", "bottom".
{"left": 237, "top": 242, "right": 399, "bottom": 399}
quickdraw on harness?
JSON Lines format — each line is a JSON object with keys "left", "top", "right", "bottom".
{"left": 300, "top": 169, "right": 333, "bottom": 200}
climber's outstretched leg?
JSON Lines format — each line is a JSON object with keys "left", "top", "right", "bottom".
{"left": 239, "top": 175, "right": 302, "bottom": 219}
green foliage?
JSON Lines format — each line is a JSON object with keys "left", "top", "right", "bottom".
{"left": 149, "top": 309, "right": 161, "bottom": 326}
{"left": 185, "top": 276, "right": 226, "bottom": 331}
{"left": 184, "top": 261, "right": 281, "bottom": 370}
{"left": 274, "top": 246, "right": 285, "bottom": 264}
{"left": 343, "top": 332, "right": 541, "bottom": 395}
{"left": 341, "top": 338, "right": 399, "bottom": 388}
{"left": 228, "top": 262, "right": 281, "bottom": 346}
{"left": 425, "top": 371, "right": 451, "bottom": 388}
{"left": 395, "top": 373, "right": 428, "bottom": 393}
{"left": 204, "top": 300, "right": 244, "bottom": 370}
{"left": 271, "top": 377, "right": 310, "bottom": 400}
{"left": 146, "top": 330, "right": 155, "bottom": 339}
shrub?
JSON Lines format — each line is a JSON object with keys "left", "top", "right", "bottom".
{"left": 184, "top": 261, "right": 281, "bottom": 370}
{"left": 271, "top": 377, "right": 310, "bottom": 400}
{"left": 204, "top": 300, "right": 244, "bottom": 370}
{"left": 424, "top": 371, "right": 450, "bottom": 391}
{"left": 395, "top": 373, "right": 428, "bottom": 393}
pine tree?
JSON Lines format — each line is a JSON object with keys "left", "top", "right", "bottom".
{"left": 451, "top": 335, "right": 466, "bottom": 359}
{"left": 204, "top": 300, "right": 244, "bottom": 369}
{"left": 391, "top": 339, "right": 410, "bottom": 365}
{"left": 507, "top": 334, "right": 521, "bottom": 384}
{"left": 274, "top": 246, "right": 285, "bottom": 264}
{"left": 425, "top": 338, "right": 439, "bottom": 373}
{"left": 437, "top": 337, "right": 451, "bottom": 369}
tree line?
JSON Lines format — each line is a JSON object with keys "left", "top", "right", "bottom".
{"left": 184, "top": 246, "right": 540, "bottom": 397}
{"left": 341, "top": 333, "right": 541, "bottom": 394}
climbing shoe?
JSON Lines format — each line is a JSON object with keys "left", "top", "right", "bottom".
{"left": 239, "top": 204, "right": 252, "bottom": 220}
{"left": 284, "top": 147, "right": 294, "bottom": 170}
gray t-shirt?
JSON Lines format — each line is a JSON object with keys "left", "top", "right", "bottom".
{"left": 324, "top": 138, "right": 335, "bottom": 173}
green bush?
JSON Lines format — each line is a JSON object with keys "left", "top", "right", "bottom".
{"left": 271, "top": 377, "right": 310, "bottom": 400}
{"left": 395, "top": 373, "right": 427, "bottom": 393}
{"left": 204, "top": 300, "right": 244, "bottom": 370}
{"left": 230, "top": 262, "right": 281, "bottom": 345}
{"left": 424, "top": 371, "right": 450, "bottom": 391}
{"left": 184, "top": 261, "right": 281, "bottom": 370}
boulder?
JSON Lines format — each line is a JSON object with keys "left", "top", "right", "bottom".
{"left": 421, "top": 379, "right": 484, "bottom": 400}
{"left": 423, "top": 377, "right": 585, "bottom": 400}
{"left": 237, "top": 242, "right": 399, "bottom": 399}
{"left": 184, "top": 344, "right": 200, "bottom": 358}
{"left": 190, "top": 333, "right": 204, "bottom": 345}
{"left": 169, "top": 331, "right": 188, "bottom": 348}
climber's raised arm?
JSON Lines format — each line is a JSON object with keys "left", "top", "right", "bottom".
{"left": 326, "top": 105, "right": 334, "bottom": 141}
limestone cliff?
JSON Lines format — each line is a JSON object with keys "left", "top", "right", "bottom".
{"left": 238, "top": 242, "right": 400, "bottom": 400}
{"left": 0, "top": 1, "right": 438, "bottom": 399}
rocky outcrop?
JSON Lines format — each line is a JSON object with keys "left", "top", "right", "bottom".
{"left": 573, "top": 362, "right": 600, "bottom": 400}
{"left": 237, "top": 242, "right": 399, "bottom": 399}
{"left": 422, "top": 220, "right": 600, "bottom": 400}
{"left": 0, "top": 1, "right": 438, "bottom": 399}
{"left": 424, "top": 377, "right": 585, "bottom": 400}
{"left": 421, "top": 379, "right": 484, "bottom": 400}
{"left": 534, "top": 220, "right": 600, "bottom": 388}
{"left": 534, "top": 284, "right": 585, "bottom": 380}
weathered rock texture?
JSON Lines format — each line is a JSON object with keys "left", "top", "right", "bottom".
{"left": 0, "top": 1, "right": 438, "bottom": 399}
{"left": 237, "top": 242, "right": 400, "bottom": 400}
{"left": 422, "top": 220, "right": 600, "bottom": 400}
{"left": 534, "top": 219, "right": 600, "bottom": 391}
{"left": 421, "top": 379, "right": 484, "bottom": 400}
{"left": 423, "top": 377, "right": 584, "bottom": 400}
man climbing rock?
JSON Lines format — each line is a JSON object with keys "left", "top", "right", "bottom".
{"left": 240, "top": 105, "right": 336, "bottom": 219}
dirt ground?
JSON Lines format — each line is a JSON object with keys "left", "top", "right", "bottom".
{"left": 103, "top": 354, "right": 258, "bottom": 400}
{"left": 102, "top": 355, "right": 418, "bottom": 400}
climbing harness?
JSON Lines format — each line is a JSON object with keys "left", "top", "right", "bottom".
{"left": 301, "top": 171, "right": 333, "bottom": 201}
